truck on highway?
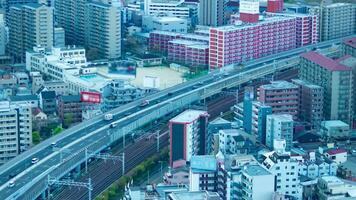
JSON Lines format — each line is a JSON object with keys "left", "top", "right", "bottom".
{"left": 104, "top": 113, "right": 113, "bottom": 121}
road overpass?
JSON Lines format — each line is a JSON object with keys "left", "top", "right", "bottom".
{"left": 0, "top": 35, "right": 353, "bottom": 200}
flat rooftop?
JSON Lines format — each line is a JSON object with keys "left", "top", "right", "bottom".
{"left": 268, "top": 114, "right": 294, "bottom": 122}
{"left": 213, "top": 15, "right": 295, "bottom": 32}
{"left": 169, "top": 191, "right": 219, "bottom": 200}
{"left": 190, "top": 155, "right": 217, "bottom": 172}
{"left": 291, "top": 79, "right": 323, "bottom": 89}
{"left": 170, "top": 109, "right": 207, "bottom": 123}
{"left": 322, "top": 120, "right": 349, "bottom": 128}
{"left": 260, "top": 80, "right": 298, "bottom": 90}
{"left": 244, "top": 164, "right": 271, "bottom": 176}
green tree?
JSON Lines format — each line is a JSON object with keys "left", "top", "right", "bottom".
{"left": 32, "top": 131, "right": 41, "bottom": 145}
{"left": 86, "top": 48, "right": 101, "bottom": 61}
{"left": 53, "top": 126, "right": 64, "bottom": 135}
{"left": 63, "top": 113, "right": 74, "bottom": 128}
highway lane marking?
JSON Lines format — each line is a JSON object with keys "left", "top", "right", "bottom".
{"left": 0, "top": 125, "right": 109, "bottom": 193}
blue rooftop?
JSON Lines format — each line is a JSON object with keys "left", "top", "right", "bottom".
{"left": 244, "top": 164, "right": 271, "bottom": 176}
{"left": 190, "top": 155, "right": 217, "bottom": 172}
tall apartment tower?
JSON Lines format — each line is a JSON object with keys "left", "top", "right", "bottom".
{"left": 85, "top": 0, "right": 122, "bottom": 59}
{"left": 239, "top": 0, "right": 259, "bottom": 23}
{"left": 8, "top": 3, "right": 53, "bottom": 63}
{"left": 309, "top": 3, "right": 356, "bottom": 41}
{"left": 292, "top": 79, "right": 324, "bottom": 130}
{"left": 300, "top": 52, "right": 353, "bottom": 125}
{"left": 198, "top": 0, "right": 225, "bottom": 27}
{"left": 169, "top": 110, "right": 209, "bottom": 167}
{"left": 54, "top": 0, "right": 88, "bottom": 45}
{"left": 0, "top": 11, "right": 6, "bottom": 56}
{"left": 266, "top": 114, "right": 294, "bottom": 151}
{"left": 0, "top": 101, "right": 32, "bottom": 165}
{"left": 258, "top": 81, "right": 299, "bottom": 119}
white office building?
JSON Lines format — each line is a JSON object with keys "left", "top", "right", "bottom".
{"left": 144, "top": 0, "right": 190, "bottom": 18}
{"left": 266, "top": 114, "right": 294, "bottom": 151}
{"left": 142, "top": 15, "right": 188, "bottom": 33}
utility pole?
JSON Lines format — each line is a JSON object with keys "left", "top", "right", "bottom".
{"left": 156, "top": 130, "right": 160, "bottom": 152}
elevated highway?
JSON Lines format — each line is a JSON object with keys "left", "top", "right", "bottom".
{"left": 0, "top": 35, "right": 353, "bottom": 200}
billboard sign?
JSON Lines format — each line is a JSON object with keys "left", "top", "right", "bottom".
{"left": 80, "top": 91, "right": 101, "bottom": 103}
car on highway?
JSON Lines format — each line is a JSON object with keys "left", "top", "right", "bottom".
{"left": 351, "top": 149, "right": 356, "bottom": 156}
{"left": 110, "top": 122, "right": 118, "bottom": 128}
{"left": 51, "top": 142, "right": 57, "bottom": 147}
{"left": 8, "top": 180, "right": 15, "bottom": 188}
{"left": 31, "top": 158, "right": 39, "bottom": 164}
{"left": 167, "top": 92, "right": 173, "bottom": 96}
{"left": 140, "top": 100, "right": 150, "bottom": 107}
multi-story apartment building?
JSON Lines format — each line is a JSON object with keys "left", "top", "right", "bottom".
{"left": 0, "top": 12, "right": 6, "bottom": 56}
{"left": 262, "top": 152, "right": 303, "bottom": 199}
{"left": 266, "top": 114, "right": 294, "bottom": 151}
{"left": 258, "top": 81, "right": 299, "bottom": 119}
{"left": 309, "top": 3, "right": 356, "bottom": 41}
{"left": 167, "top": 39, "right": 209, "bottom": 68}
{"left": 58, "top": 95, "right": 83, "bottom": 128}
{"left": 144, "top": 0, "right": 190, "bottom": 18}
{"left": 0, "top": 101, "right": 32, "bottom": 165}
{"left": 3, "top": 0, "right": 37, "bottom": 22}
{"left": 85, "top": 0, "right": 121, "bottom": 60}
{"left": 342, "top": 37, "right": 356, "bottom": 57}
{"left": 292, "top": 79, "right": 323, "bottom": 130}
{"left": 217, "top": 155, "right": 258, "bottom": 200}
{"left": 209, "top": 16, "right": 296, "bottom": 68}
{"left": 251, "top": 101, "right": 272, "bottom": 145}
{"left": 218, "top": 129, "right": 256, "bottom": 155}
{"left": 241, "top": 164, "right": 275, "bottom": 200}
{"left": 198, "top": 0, "right": 225, "bottom": 27}
{"left": 149, "top": 31, "right": 181, "bottom": 54}
{"left": 300, "top": 52, "right": 353, "bottom": 125}
{"left": 149, "top": 30, "right": 209, "bottom": 56}
{"left": 268, "top": 12, "right": 318, "bottom": 47}
{"left": 8, "top": 3, "right": 53, "bottom": 63}
{"left": 189, "top": 155, "right": 217, "bottom": 192}
{"left": 169, "top": 110, "right": 209, "bottom": 167}
{"left": 55, "top": 0, "right": 87, "bottom": 45}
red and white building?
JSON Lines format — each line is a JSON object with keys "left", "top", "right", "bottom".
{"left": 239, "top": 0, "right": 260, "bottom": 23}
{"left": 209, "top": 16, "right": 296, "bottom": 69}
{"left": 268, "top": 13, "right": 318, "bottom": 47}
{"left": 325, "top": 149, "right": 348, "bottom": 164}
{"left": 168, "top": 39, "right": 209, "bottom": 67}
{"left": 169, "top": 110, "right": 209, "bottom": 167}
